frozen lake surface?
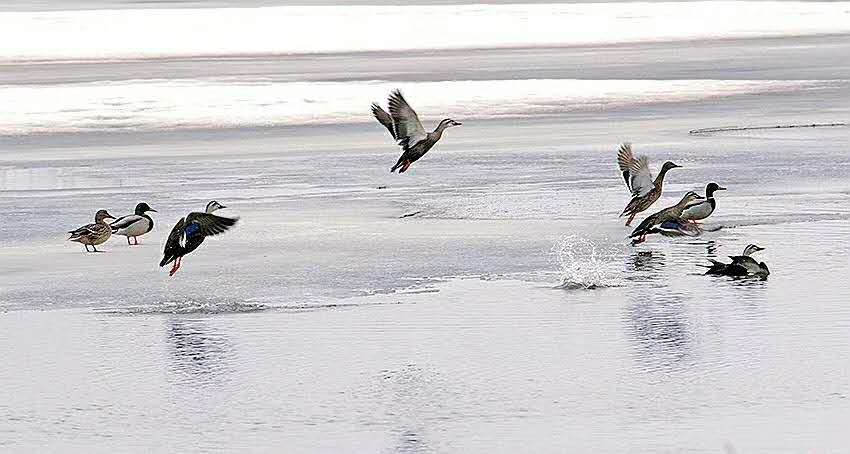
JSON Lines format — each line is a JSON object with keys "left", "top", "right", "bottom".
{"left": 2, "top": 1, "right": 850, "bottom": 452}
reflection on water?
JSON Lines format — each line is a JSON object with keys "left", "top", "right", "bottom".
{"left": 166, "top": 317, "right": 233, "bottom": 387}
{"left": 624, "top": 293, "right": 692, "bottom": 372}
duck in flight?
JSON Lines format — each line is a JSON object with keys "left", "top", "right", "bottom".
{"left": 704, "top": 244, "right": 770, "bottom": 278}
{"left": 681, "top": 183, "right": 726, "bottom": 223}
{"left": 372, "top": 89, "right": 462, "bottom": 173}
{"left": 110, "top": 202, "right": 156, "bottom": 245}
{"left": 160, "top": 201, "right": 238, "bottom": 277}
{"left": 617, "top": 143, "right": 681, "bottom": 226}
{"left": 68, "top": 209, "right": 116, "bottom": 252}
{"left": 629, "top": 191, "right": 704, "bottom": 245}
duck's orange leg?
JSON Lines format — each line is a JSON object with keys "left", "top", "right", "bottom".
{"left": 399, "top": 160, "right": 412, "bottom": 173}
{"left": 625, "top": 213, "right": 636, "bottom": 226}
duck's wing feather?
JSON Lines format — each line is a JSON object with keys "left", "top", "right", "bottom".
{"left": 388, "top": 90, "right": 427, "bottom": 150}
{"left": 110, "top": 214, "right": 143, "bottom": 231}
{"left": 616, "top": 144, "right": 654, "bottom": 197}
{"left": 68, "top": 222, "right": 104, "bottom": 238}
{"left": 371, "top": 103, "right": 396, "bottom": 139}
{"left": 184, "top": 212, "right": 238, "bottom": 237}
{"left": 160, "top": 217, "right": 186, "bottom": 266}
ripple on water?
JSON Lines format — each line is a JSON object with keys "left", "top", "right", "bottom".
{"left": 100, "top": 298, "right": 269, "bottom": 315}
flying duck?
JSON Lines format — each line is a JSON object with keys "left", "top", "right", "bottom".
{"left": 160, "top": 200, "right": 237, "bottom": 276}
{"left": 629, "top": 191, "right": 704, "bottom": 245}
{"left": 68, "top": 209, "right": 116, "bottom": 252}
{"left": 372, "top": 89, "right": 462, "bottom": 173}
{"left": 705, "top": 244, "right": 770, "bottom": 278}
{"left": 617, "top": 143, "right": 681, "bottom": 226}
{"left": 681, "top": 183, "right": 726, "bottom": 222}
{"left": 110, "top": 202, "right": 157, "bottom": 245}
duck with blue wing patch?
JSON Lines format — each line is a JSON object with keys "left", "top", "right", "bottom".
{"left": 160, "top": 200, "right": 237, "bottom": 277}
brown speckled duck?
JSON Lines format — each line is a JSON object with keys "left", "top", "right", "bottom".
{"left": 372, "top": 90, "right": 461, "bottom": 173}
{"left": 68, "top": 209, "right": 116, "bottom": 252}
{"left": 617, "top": 143, "right": 681, "bottom": 226}
{"left": 629, "top": 191, "right": 703, "bottom": 245}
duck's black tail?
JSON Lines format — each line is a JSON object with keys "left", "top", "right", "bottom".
{"left": 703, "top": 259, "right": 728, "bottom": 275}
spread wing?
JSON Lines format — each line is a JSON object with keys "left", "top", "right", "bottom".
{"left": 110, "top": 214, "right": 143, "bottom": 231}
{"left": 388, "top": 90, "right": 427, "bottom": 150}
{"left": 166, "top": 217, "right": 187, "bottom": 249}
{"left": 184, "top": 212, "right": 238, "bottom": 237}
{"left": 371, "top": 103, "right": 396, "bottom": 139}
{"left": 616, "top": 143, "right": 654, "bottom": 197}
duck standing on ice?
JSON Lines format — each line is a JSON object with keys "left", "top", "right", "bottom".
{"left": 705, "top": 244, "right": 770, "bottom": 278}
{"left": 110, "top": 202, "right": 157, "bottom": 245}
{"left": 617, "top": 143, "right": 681, "bottom": 226}
{"left": 372, "top": 89, "right": 461, "bottom": 173}
{"left": 68, "top": 209, "right": 116, "bottom": 252}
{"left": 160, "top": 201, "right": 238, "bottom": 277}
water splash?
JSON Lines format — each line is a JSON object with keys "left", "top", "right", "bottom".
{"left": 551, "top": 235, "right": 623, "bottom": 290}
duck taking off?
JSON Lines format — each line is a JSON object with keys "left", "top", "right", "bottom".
{"left": 705, "top": 244, "right": 770, "bottom": 278}
{"left": 110, "top": 202, "right": 157, "bottom": 245}
{"left": 629, "top": 191, "right": 704, "bottom": 245}
{"left": 617, "top": 143, "right": 681, "bottom": 226}
{"left": 68, "top": 209, "right": 116, "bottom": 252}
{"left": 372, "top": 90, "right": 461, "bottom": 173}
{"left": 681, "top": 183, "right": 726, "bottom": 222}
{"left": 160, "top": 201, "right": 237, "bottom": 277}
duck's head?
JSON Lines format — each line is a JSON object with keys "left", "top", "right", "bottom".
{"left": 135, "top": 202, "right": 157, "bottom": 214}
{"left": 743, "top": 244, "right": 765, "bottom": 256}
{"left": 206, "top": 200, "right": 227, "bottom": 213}
{"left": 439, "top": 118, "right": 462, "bottom": 129}
{"left": 660, "top": 161, "right": 682, "bottom": 172}
{"left": 679, "top": 191, "right": 704, "bottom": 205}
{"left": 94, "top": 209, "right": 116, "bottom": 223}
{"left": 705, "top": 182, "right": 727, "bottom": 197}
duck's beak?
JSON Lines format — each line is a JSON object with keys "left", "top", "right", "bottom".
{"left": 454, "top": 121, "right": 462, "bottom": 126}
{"left": 149, "top": 209, "right": 158, "bottom": 213}
{"left": 219, "top": 205, "right": 227, "bottom": 209}
{"left": 717, "top": 186, "right": 727, "bottom": 191}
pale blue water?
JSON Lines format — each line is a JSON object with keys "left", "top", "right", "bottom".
{"left": 1, "top": 2, "right": 850, "bottom": 452}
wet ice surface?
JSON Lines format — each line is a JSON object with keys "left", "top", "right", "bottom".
{"left": 2, "top": 10, "right": 850, "bottom": 453}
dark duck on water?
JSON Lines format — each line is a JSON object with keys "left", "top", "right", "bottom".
{"left": 372, "top": 89, "right": 461, "bottom": 174}
{"left": 704, "top": 244, "right": 770, "bottom": 278}
{"left": 160, "top": 201, "right": 238, "bottom": 277}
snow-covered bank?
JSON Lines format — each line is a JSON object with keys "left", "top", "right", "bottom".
{"left": 2, "top": 2, "right": 850, "bottom": 62}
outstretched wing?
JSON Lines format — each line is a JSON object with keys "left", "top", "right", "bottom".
{"left": 160, "top": 217, "right": 186, "bottom": 266}
{"left": 388, "top": 90, "right": 427, "bottom": 150}
{"left": 617, "top": 143, "right": 654, "bottom": 197}
{"left": 184, "top": 212, "right": 238, "bottom": 237}
{"left": 371, "top": 103, "right": 396, "bottom": 139}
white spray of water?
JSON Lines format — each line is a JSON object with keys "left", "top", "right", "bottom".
{"left": 551, "top": 234, "right": 623, "bottom": 290}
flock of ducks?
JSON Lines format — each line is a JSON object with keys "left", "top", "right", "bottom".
{"left": 68, "top": 201, "right": 237, "bottom": 276}
{"left": 68, "top": 90, "right": 768, "bottom": 279}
